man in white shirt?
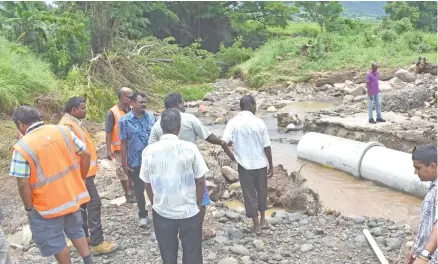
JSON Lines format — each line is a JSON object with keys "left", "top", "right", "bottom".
{"left": 222, "top": 95, "right": 274, "bottom": 234}
{"left": 148, "top": 93, "right": 235, "bottom": 240}
{"left": 140, "top": 108, "right": 208, "bottom": 264}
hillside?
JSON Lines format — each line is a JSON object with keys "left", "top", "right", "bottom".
{"left": 341, "top": 1, "right": 387, "bottom": 20}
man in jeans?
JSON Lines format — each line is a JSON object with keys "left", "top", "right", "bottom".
{"left": 0, "top": 208, "right": 11, "bottom": 264}
{"left": 141, "top": 108, "right": 207, "bottom": 264}
{"left": 222, "top": 95, "right": 274, "bottom": 234}
{"left": 119, "top": 92, "right": 156, "bottom": 227}
{"left": 60, "top": 97, "right": 118, "bottom": 255}
{"left": 366, "top": 62, "right": 386, "bottom": 124}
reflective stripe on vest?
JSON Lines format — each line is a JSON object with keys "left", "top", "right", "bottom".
{"left": 17, "top": 126, "right": 80, "bottom": 189}
{"left": 38, "top": 191, "right": 89, "bottom": 216}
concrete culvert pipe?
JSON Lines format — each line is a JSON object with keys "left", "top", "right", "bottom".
{"left": 297, "top": 132, "right": 430, "bottom": 198}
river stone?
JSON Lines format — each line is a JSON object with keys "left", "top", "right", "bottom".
{"left": 218, "top": 257, "right": 238, "bottom": 264}
{"left": 371, "top": 227, "right": 383, "bottom": 237}
{"left": 267, "top": 106, "right": 277, "bottom": 112}
{"left": 300, "top": 243, "right": 313, "bottom": 252}
{"left": 229, "top": 182, "right": 241, "bottom": 191}
{"left": 395, "top": 69, "right": 416, "bottom": 83}
{"left": 206, "top": 253, "right": 217, "bottom": 261}
{"left": 241, "top": 256, "right": 252, "bottom": 264}
{"left": 214, "top": 236, "right": 230, "bottom": 245}
{"left": 257, "top": 252, "right": 269, "bottom": 261}
{"left": 288, "top": 213, "right": 302, "bottom": 222}
{"left": 353, "top": 216, "right": 366, "bottom": 224}
{"left": 230, "top": 245, "right": 250, "bottom": 256}
{"left": 221, "top": 166, "right": 239, "bottom": 182}
{"left": 355, "top": 234, "right": 367, "bottom": 244}
{"left": 225, "top": 211, "right": 240, "bottom": 220}
{"left": 213, "top": 210, "right": 226, "bottom": 218}
{"left": 228, "top": 228, "right": 244, "bottom": 240}
{"left": 253, "top": 240, "right": 264, "bottom": 250}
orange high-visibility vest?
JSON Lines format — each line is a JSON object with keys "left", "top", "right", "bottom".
{"left": 13, "top": 125, "right": 90, "bottom": 219}
{"left": 59, "top": 114, "right": 98, "bottom": 177}
{"left": 109, "top": 104, "right": 126, "bottom": 153}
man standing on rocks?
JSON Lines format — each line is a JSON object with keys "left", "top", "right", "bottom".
{"left": 0, "top": 208, "right": 11, "bottom": 264}
{"left": 407, "top": 144, "right": 438, "bottom": 264}
{"left": 141, "top": 108, "right": 207, "bottom": 264}
{"left": 148, "top": 92, "right": 235, "bottom": 240}
{"left": 105, "top": 87, "right": 135, "bottom": 203}
{"left": 222, "top": 95, "right": 274, "bottom": 234}
{"left": 60, "top": 97, "right": 119, "bottom": 256}
{"left": 9, "top": 106, "right": 94, "bottom": 264}
{"left": 119, "top": 91, "right": 156, "bottom": 228}
{"left": 366, "top": 62, "right": 386, "bottom": 124}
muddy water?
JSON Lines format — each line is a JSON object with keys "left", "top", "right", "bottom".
{"left": 204, "top": 101, "right": 422, "bottom": 228}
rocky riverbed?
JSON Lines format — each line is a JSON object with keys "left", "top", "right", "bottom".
{"left": 2, "top": 68, "right": 435, "bottom": 263}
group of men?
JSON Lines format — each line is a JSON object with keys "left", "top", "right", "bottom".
{"left": 0, "top": 74, "right": 437, "bottom": 263}
{"left": 0, "top": 87, "right": 274, "bottom": 264}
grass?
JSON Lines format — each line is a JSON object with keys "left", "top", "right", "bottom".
{"left": 176, "top": 84, "right": 215, "bottom": 102}
{"left": 0, "top": 37, "right": 58, "bottom": 114}
{"left": 267, "top": 22, "right": 320, "bottom": 37}
{"left": 234, "top": 30, "right": 437, "bottom": 88}
{"left": 0, "top": 120, "right": 17, "bottom": 172}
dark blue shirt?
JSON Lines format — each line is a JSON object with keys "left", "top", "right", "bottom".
{"left": 118, "top": 110, "right": 156, "bottom": 168}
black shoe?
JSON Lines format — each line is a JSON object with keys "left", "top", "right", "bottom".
{"left": 376, "top": 118, "right": 386, "bottom": 123}
{"left": 369, "top": 118, "right": 376, "bottom": 124}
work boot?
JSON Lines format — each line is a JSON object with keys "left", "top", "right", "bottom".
{"left": 376, "top": 118, "right": 386, "bottom": 123}
{"left": 369, "top": 118, "right": 376, "bottom": 124}
{"left": 91, "top": 241, "right": 118, "bottom": 256}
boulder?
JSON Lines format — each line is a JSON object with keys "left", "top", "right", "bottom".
{"left": 333, "top": 83, "right": 345, "bottom": 91}
{"left": 203, "top": 93, "right": 214, "bottom": 102}
{"left": 267, "top": 106, "right": 277, "bottom": 112}
{"left": 353, "top": 95, "right": 367, "bottom": 102}
{"left": 235, "top": 87, "right": 252, "bottom": 95}
{"left": 349, "top": 84, "right": 367, "bottom": 97}
{"left": 343, "top": 95, "right": 354, "bottom": 103}
{"left": 277, "top": 112, "right": 302, "bottom": 128}
{"left": 221, "top": 166, "right": 239, "bottom": 182}
{"left": 379, "top": 81, "right": 392, "bottom": 93}
{"left": 275, "top": 100, "right": 293, "bottom": 109}
{"left": 389, "top": 77, "right": 402, "bottom": 86}
{"left": 395, "top": 69, "right": 416, "bottom": 83}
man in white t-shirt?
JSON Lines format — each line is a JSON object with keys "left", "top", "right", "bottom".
{"left": 222, "top": 95, "right": 274, "bottom": 234}
{"left": 140, "top": 108, "right": 208, "bottom": 264}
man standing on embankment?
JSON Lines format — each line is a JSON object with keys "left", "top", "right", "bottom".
{"left": 148, "top": 92, "right": 235, "bottom": 240}
{"left": 407, "top": 144, "right": 438, "bottom": 264}
{"left": 366, "top": 62, "right": 386, "bottom": 124}
{"left": 9, "top": 106, "right": 94, "bottom": 264}
{"left": 60, "top": 97, "right": 118, "bottom": 256}
{"left": 105, "top": 87, "right": 135, "bottom": 203}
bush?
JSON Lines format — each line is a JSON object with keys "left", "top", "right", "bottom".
{"left": 176, "top": 84, "right": 215, "bottom": 102}
{"left": 380, "top": 29, "right": 397, "bottom": 42}
{"left": 0, "top": 37, "right": 57, "bottom": 113}
{"left": 393, "top": 17, "right": 414, "bottom": 34}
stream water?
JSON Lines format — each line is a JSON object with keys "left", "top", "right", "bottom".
{"left": 198, "top": 101, "right": 423, "bottom": 228}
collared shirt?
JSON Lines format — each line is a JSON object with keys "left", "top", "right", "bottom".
{"left": 413, "top": 180, "right": 438, "bottom": 263}
{"left": 222, "top": 111, "right": 271, "bottom": 170}
{"left": 366, "top": 70, "right": 380, "bottom": 95}
{"left": 118, "top": 110, "right": 156, "bottom": 168}
{"left": 139, "top": 134, "right": 209, "bottom": 220}
{"left": 148, "top": 112, "right": 212, "bottom": 146}
{"left": 9, "top": 122, "right": 86, "bottom": 178}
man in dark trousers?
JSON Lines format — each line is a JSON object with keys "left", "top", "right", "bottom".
{"left": 148, "top": 93, "right": 235, "bottom": 240}
{"left": 119, "top": 91, "right": 156, "bottom": 228}
{"left": 141, "top": 108, "right": 207, "bottom": 264}
{"left": 222, "top": 95, "right": 274, "bottom": 234}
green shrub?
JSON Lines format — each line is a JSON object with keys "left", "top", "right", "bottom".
{"left": 380, "top": 29, "right": 398, "bottom": 42}
{"left": 176, "top": 84, "right": 215, "bottom": 102}
{"left": 0, "top": 37, "right": 57, "bottom": 113}
{"left": 393, "top": 17, "right": 414, "bottom": 35}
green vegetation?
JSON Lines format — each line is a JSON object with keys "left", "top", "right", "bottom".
{"left": 0, "top": 1, "right": 436, "bottom": 119}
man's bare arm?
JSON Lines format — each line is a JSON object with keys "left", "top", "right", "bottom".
{"left": 264, "top": 146, "right": 274, "bottom": 177}
{"left": 78, "top": 149, "right": 91, "bottom": 180}
{"left": 423, "top": 222, "right": 438, "bottom": 254}
{"left": 17, "top": 178, "right": 32, "bottom": 210}
{"left": 206, "top": 134, "right": 235, "bottom": 161}
{"left": 195, "top": 177, "right": 205, "bottom": 209}
{"left": 145, "top": 183, "right": 154, "bottom": 206}
{"left": 106, "top": 132, "right": 113, "bottom": 159}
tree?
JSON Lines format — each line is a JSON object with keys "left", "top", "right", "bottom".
{"left": 384, "top": 1, "right": 437, "bottom": 32}
{"left": 297, "top": 1, "right": 343, "bottom": 32}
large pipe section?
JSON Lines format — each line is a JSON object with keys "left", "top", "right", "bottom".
{"left": 297, "top": 132, "right": 430, "bottom": 198}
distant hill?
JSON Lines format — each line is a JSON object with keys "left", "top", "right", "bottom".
{"left": 341, "top": 1, "right": 387, "bottom": 20}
